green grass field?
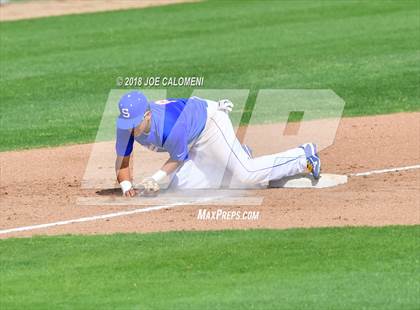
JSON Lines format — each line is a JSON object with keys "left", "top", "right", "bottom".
{"left": 1, "top": 0, "right": 419, "bottom": 151}
{"left": 1, "top": 226, "right": 419, "bottom": 309}
{"left": 1, "top": 2, "right": 419, "bottom": 309}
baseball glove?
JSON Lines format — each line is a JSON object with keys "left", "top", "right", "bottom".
{"left": 218, "top": 99, "right": 234, "bottom": 113}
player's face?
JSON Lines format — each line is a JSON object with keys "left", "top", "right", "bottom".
{"left": 132, "top": 111, "right": 151, "bottom": 137}
{"left": 132, "top": 120, "right": 146, "bottom": 137}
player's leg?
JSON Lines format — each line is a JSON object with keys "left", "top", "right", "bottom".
{"left": 172, "top": 99, "right": 309, "bottom": 189}
{"left": 170, "top": 112, "right": 228, "bottom": 189}
{"left": 227, "top": 145, "right": 307, "bottom": 188}
{"left": 170, "top": 149, "right": 223, "bottom": 189}
{"left": 171, "top": 143, "right": 253, "bottom": 189}
{"left": 170, "top": 159, "right": 211, "bottom": 189}
{"left": 173, "top": 110, "right": 308, "bottom": 189}
{"left": 207, "top": 111, "right": 308, "bottom": 187}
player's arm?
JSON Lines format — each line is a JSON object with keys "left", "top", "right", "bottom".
{"left": 115, "top": 154, "right": 131, "bottom": 183}
{"left": 139, "top": 123, "right": 187, "bottom": 195}
{"left": 115, "top": 128, "right": 136, "bottom": 197}
{"left": 115, "top": 155, "right": 137, "bottom": 197}
{"left": 139, "top": 134, "right": 186, "bottom": 195}
{"left": 161, "top": 158, "right": 181, "bottom": 175}
{"left": 143, "top": 158, "right": 180, "bottom": 188}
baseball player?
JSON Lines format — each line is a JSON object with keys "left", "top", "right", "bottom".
{"left": 115, "top": 91, "right": 321, "bottom": 197}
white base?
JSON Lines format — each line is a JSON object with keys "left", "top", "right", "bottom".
{"left": 268, "top": 173, "right": 348, "bottom": 189}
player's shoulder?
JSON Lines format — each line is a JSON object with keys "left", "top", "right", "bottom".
{"left": 154, "top": 98, "right": 188, "bottom": 105}
{"left": 153, "top": 97, "right": 207, "bottom": 105}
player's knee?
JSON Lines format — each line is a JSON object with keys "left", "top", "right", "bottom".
{"left": 235, "top": 170, "right": 256, "bottom": 185}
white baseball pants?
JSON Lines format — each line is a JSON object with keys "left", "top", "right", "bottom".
{"left": 171, "top": 100, "right": 307, "bottom": 189}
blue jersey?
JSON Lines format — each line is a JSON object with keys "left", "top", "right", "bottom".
{"left": 115, "top": 97, "right": 208, "bottom": 161}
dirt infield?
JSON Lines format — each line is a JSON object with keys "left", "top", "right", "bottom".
{"left": 1, "top": 112, "right": 419, "bottom": 238}
{"left": 0, "top": 0, "right": 197, "bottom": 22}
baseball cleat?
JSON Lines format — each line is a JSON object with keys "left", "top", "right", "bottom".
{"left": 307, "top": 154, "right": 321, "bottom": 179}
{"left": 299, "top": 143, "right": 317, "bottom": 158}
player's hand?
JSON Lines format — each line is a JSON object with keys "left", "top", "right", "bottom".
{"left": 139, "top": 177, "right": 160, "bottom": 197}
{"left": 120, "top": 180, "right": 137, "bottom": 198}
{"left": 123, "top": 187, "right": 138, "bottom": 197}
{"left": 218, "top": 99, "right": 234, "bottom": 113}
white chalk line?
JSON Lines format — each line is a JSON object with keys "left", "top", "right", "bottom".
{"left": 349, "top": 164, "right": 420, "bottom": 177}
{"left": 0, "top": 204, "right": 179, "bottom": 235}
{"left": 76, "top": 196, "right": 263, "bottom": 206}
{"left": 2, "top": 164, "right": 419, "bottom": 236}
{"left": 0, "top": 198, "right": 215, "bottom": 235}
